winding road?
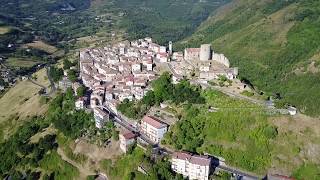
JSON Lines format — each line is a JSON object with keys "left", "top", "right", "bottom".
{"left": 27, "top": 66, "right": 56, "bottom": 96}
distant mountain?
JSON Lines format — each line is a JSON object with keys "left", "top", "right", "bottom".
{"left": 177, "top": 0, "right": 320, "bottom": 116}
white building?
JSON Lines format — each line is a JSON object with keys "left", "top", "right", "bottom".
{"left": 93, "top": 108, "right": 109, "bottom": 129}
{"left": 132, "top": 63, "right": 142, "bottom": 72}
{"left": 146, "top": 62, "right": 153, "bottom": 71}
{"left": 171, "top": 152, "right": 211, "bottom": 180}
{"left": 75, "top": 97, "right": 86, "bottom": 110}
{"left": 145, "top": 37, "right": 152, "bottom": 43}
{"left": 159, "top": 46, "right": 167, "bottom": 53}
{"left": 119, "top": 131, "right": 136, "bottom": 153}
{"left": 140, "top": 116, "right": 168, "bottom": 143}
{"left": 288, "top": 106, "right": 297, "bottom": 116}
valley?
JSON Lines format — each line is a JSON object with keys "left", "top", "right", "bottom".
{"left": 0, "top": 0, "right": 319, "bottom": 180}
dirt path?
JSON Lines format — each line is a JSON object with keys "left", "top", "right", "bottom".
{"left": 57, "top": 148, "right": 95, "bottom": 180}
{"left": 74, "top": 139, "right": 122, "bottom": 162}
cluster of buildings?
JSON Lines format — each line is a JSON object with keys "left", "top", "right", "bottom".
{"left": 79, "top": 37, "right": 172, "bottom": 127}
{"left": 0, "top": 57, "right": 16, "bottom": 90}
{"left": 78, "top": 38, "right": 239, "bottom": 129}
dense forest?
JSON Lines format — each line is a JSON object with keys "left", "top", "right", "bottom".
{"left": 176, "top": 0, "right": 320, "bottom": 116}
{"left": 113, "top": 0, "right": 230, "bottom": 44}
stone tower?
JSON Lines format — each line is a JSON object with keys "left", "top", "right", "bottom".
{"left": 169, "top": 41, "right": 173, "bottom": 55}
{"left": 200, "top": 44, "right": 212, "bottom": 61}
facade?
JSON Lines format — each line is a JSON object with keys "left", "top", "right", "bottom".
{"left": 140, "top": 116, "right": 168, "bottom": 143}
{"left": 119, "top": 131, "right": 136, "bottom": 153}
{"left": 93, "top": 108, "right": 109, "bottom": 129}
{"left": 172, "top": 52, "right": 184, "bottom": 61}
{"left": 184, "top": 48, "right": 200, "bottom": 60}
{"left": 171, "top": 152, "right": 211, "bottom": 180}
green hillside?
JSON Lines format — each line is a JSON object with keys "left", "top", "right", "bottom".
{"left": 177, "top": 0, "right": 320, "bottom": 116}
{"left": 113, "top": 0, "right": 230, "bottom": 44}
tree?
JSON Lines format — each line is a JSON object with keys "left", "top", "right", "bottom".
{"left": 112, "top": 130, "right": 119, "bottom": 141}
{"left": 77, "top": 85, "right": 86, "bottom": 97}
{"left": 142, "top": 91, "right": 155, "bottom": 107}
{"left": 0, "top": 78, "right": 8, "bottom": 87}
{"left": 127, "top": 172, "right": 135, "bottom": 180}
{"left": 67, "top": 69, "right": 78, "bottom": 82}
{"left": 152, "top": 72, "right": 173, "bottom": 103}
{"left": 49, "top": 66, "right": 63, "bottom": 82}
{"left": 63, "top": 59, "right": 73, "bottom": 70}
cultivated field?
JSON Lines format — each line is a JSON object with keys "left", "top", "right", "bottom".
{"left": 23, "top": 41, "right": 58, "bottom": 54}
{"left": 0, "top": 26, "right": 11, "bottom": 34}
{"left": 5, "top": 57, "right": 41, "bottom": 68}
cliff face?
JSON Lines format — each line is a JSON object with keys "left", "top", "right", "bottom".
{"left": 177, "top": 0, "right": 320, "bottom": 116}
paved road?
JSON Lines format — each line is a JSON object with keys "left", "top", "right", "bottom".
{"left": 101, "top": 106, "right": 156, "bottom": 146}
{"left": 217, "top": 165, "right": 260, "bottom": 180}
{"left": 27, "top": 66, "right": 56, "bottom": 96}
{"left": 192, "top": 79, "right": 266, "bottom": 106}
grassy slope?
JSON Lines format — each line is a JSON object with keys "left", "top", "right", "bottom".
{"left": 22, "top": 41, "right": 58, "bottom": 54}
{"left": 0, "top": 70, "right": 49, "bottom": 141}
{"left": 164, "top": 89, "right": 320, "bottom": 176}
{"left": 176, "top": 0, "right": 320, "bottom": 116}
{"left": 100, "top": 147, "right": 147, "bottom": 180}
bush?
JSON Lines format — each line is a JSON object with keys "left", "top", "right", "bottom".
{"left": 241, "top": 90, "right": 254, "bottom": 97}
{"left": 49, "top": 66, "right": 63, "bottom": 82}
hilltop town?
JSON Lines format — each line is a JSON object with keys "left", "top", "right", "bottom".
{"left": 78, "top": 37, "right": 239, "bottom": 126}
{"left": 74, "top": 37, "right": 245, "bottom": 180}
{"left": 2, "top": 0, "right": 320, "bottom": 179}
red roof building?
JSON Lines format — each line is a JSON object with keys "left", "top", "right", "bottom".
{"left": 140, "top": 116, "right": 168, "bottom": 143}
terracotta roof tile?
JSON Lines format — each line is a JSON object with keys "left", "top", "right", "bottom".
{"left": 142, "top": 116, "right": 167, "bottom": 129}
{"left": 122, "top": 131, "right": 136, "bottom": 140}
